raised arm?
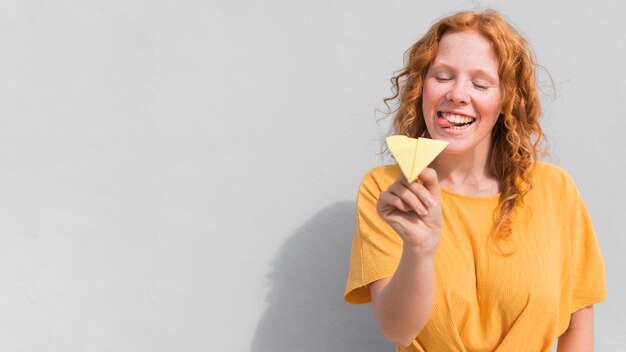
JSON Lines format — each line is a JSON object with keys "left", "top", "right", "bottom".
{"left": 369, "top": 168, "right": 442, "bottom": 347}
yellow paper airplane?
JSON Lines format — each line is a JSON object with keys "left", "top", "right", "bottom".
{"left": 386, "top": 135, "right": 449, "bottom": 183}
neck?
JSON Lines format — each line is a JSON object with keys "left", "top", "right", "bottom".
{"left": 431, "top": 146, "right": 500, "bottom": 196}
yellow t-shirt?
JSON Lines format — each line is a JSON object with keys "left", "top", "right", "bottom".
{"left": 344, "top": 162, "right": 606, "bottom": 351}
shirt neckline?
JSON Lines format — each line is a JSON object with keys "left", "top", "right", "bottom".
{"left": 440, "top": 186, "right": 500, "bottom": 201}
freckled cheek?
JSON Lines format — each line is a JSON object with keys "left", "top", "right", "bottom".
{"left": 421, "top": 84, "right": 443, "bottom": 115}
{"left": 473, "top": 95, "right": 502, "bottom": 118}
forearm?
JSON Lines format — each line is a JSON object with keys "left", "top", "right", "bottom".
{"left": 372, "top": 246, "right": 435, "bottom": 347}
{"left": 557, "top": 306, "right": 594, "bottom": 352}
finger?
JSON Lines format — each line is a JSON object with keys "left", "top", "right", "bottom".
{"left": 377, "top": 191, "right": 412, "bottom": 214}
{"left": 418, "top": 168, "right": 440, "bottom": 196}
{"left": 399, "top": 177, "right": 436, "bottom": 209}
{"left": 387, "top": 182, "right": 429, "bottom": 216}
{"left": 385, "top": 211, "right": 419, "bottom": 236}
{"left": 408, "top": 182, "right": 437, "bottom": 208}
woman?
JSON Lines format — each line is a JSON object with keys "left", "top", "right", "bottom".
{"left": 344, "top": 9, "right": 606, "bottom": 351}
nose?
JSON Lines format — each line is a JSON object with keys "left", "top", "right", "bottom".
{"left": 446, "top": 82, "right": 470, "bottom": 105}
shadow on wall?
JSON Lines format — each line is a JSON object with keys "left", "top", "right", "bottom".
{"left": 251, "top": 201, "right": 392, "bottom": 352}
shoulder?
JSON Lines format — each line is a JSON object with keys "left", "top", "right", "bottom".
{"left": 531, "top": 161, "right": 578, "bottom": 189}
{"left": 359, "top": 164, "right": 402, "bottom": 191}
{"left": 528, "top": 162, "right": 583, "bottom": 203}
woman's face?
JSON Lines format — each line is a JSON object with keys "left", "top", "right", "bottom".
{"left": 422, "top": 29, "right": 503, "bottom": 156}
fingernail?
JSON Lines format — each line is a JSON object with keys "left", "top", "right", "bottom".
{"left": 427, "top": 197, "right": 436, "bottom": 207}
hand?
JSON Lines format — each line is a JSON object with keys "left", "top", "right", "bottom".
{"left": 376, "top": 168, "right": 442, "bottom": 255}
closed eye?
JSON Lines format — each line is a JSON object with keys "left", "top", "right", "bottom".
{"left": 473, "top": 82, "right": 489, "bottom": 90}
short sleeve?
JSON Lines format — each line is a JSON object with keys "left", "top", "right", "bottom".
{"left": 344, "top": 166, "right": 403, "bottom": 304}
{"left": 561, "top": 172, "right": 607, "bottom": 316}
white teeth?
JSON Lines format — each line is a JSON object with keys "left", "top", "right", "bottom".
{"left": 449, "top": 124, "right": 471, "bottom": 130}
{"left": 440, "top": 112, "right": 474, "bottom": 124}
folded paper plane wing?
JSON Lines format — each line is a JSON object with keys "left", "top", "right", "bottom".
{"left": 386, "top": 135, "right": 449, "bottom": 183}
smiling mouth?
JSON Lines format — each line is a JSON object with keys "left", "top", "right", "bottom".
{"left": 437, "top": 111, "right": 476, "bottom": 130}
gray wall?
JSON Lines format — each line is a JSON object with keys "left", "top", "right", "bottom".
{"left": 0, "top": 0, "right": 623, "bottom": 351}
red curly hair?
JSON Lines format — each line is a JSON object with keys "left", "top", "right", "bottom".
{"left": 385, "top": 9, "right": 546, "bottom": 245}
